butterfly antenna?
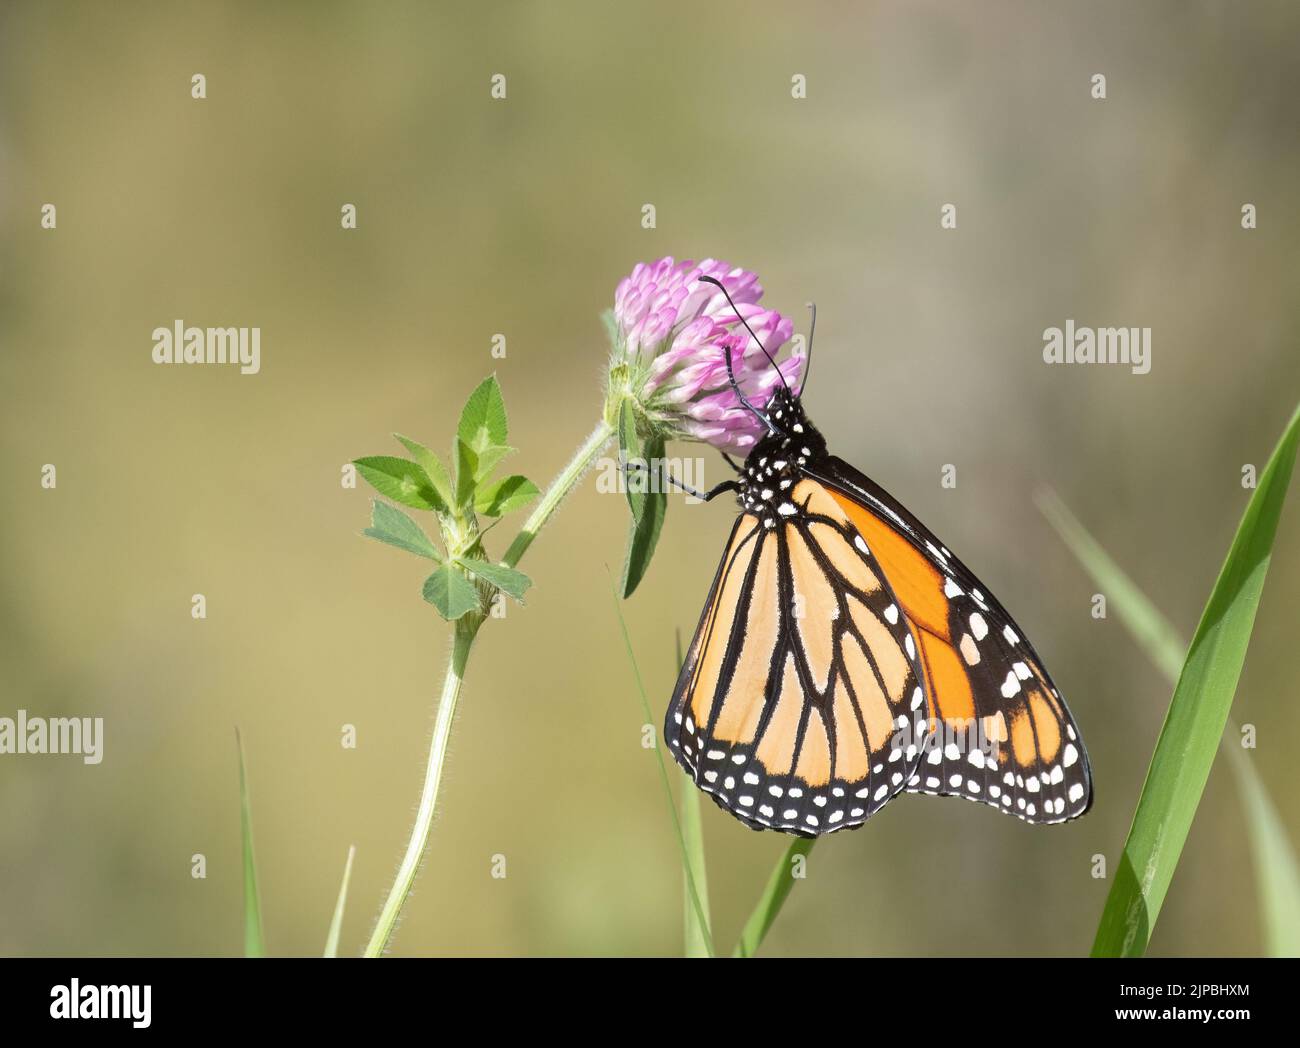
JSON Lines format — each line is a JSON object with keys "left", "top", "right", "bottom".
{"left": 799, "top": 300, "right": 816, "bottom": 395}
{"left": 724, "top": 344, "right": 776, "bottom": 434}
{"left": 698, "top": 275, "right": 791, "bottom": 394}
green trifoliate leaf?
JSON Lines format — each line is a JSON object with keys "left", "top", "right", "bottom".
{"left": 457, "top": 558, "right": 532, "bottom": 602}
{"left": 457, "top": 375, "right": 509, "bottom": 453}
{"left": 475, "top": 474, "right": 540, "bottom": 517}
{"left": 354, "top": 456, "right": 445, "bottom": 512}
{"left": 454, "top": 438, "right": 479, "bottom": 508}
{"left": 474, "top": 444, "right": 514, "bottom": 482}
{"left": 363, "top": 500, "right": 442, "bottom": 560}
{"left": 394, "top": 433, "right": 455, "bottom": 509}
{"left": 422, "top": 564, "right": 481, "bottom": 619}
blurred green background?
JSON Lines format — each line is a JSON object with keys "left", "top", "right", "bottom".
{"left": 2, "top": 0, "right": 1298, "bottom": 957}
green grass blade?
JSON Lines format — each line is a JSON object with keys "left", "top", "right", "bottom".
{"left": 1036, "top": 490, "right": 1187, "bottom": 683}
{"left": 680, "top": 773, "right": 712, "bottom": 957}
{"left": 1222, "top": 742, "right": 1300, "bottom": 956}
{"left": 733, "top": 837, "right": 816, "bottom": 957}
{"left": 323, "top": 845, "right": 357, "bottom": 958}
{"left": 1037, "top": 401, "right": 1300, "bottom": 957}
{"left": 607, "top": 572, "right": 715, "bottom": 957}
{"left": 677, "top": 632, "right": 712, "bottom": 958}
{"left": 236, "top": 728, "right": 266, "bottom": 958}
{"left": 1040, "top": 482, "right": 1300, "bottom": 958}
{"left": 1042, "top": 487, "right": 1300, "bottom": 956}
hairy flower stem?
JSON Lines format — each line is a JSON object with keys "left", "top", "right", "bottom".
{"left": 503, "top": 418, "right": 616, "bottom": 567}
{"left": 364, "top": 614, "right": 477, "bottom": 957}
{"left": 364, "top": 416, "right": 615, "bottom": 957}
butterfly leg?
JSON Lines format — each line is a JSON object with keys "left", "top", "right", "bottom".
{"left": 669, "top": 476, "right": 741, "bottom": 502}
{"left": 620, "top": 460, "right": 740, "bottom": 503}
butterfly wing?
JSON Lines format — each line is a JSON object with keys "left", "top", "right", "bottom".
{"left": 665, "top": 486, "right": 930, "bottom": 837}
{"left": 809, "top": 457, "right": 1093, "bottom": 824}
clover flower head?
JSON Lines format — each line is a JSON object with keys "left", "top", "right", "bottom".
{"left": 609, "top": 256, "right": 805, "bottom": 455}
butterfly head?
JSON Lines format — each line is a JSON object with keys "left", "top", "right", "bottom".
{"left": 737, "top": 389, "right": 828, "bottom": 519}
{"left": 761, "top": 388, "right": 824, "bottom": 453}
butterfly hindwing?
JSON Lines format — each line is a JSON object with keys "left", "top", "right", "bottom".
{"left": 812, "top": 457, "right": 1093, "bottom": 824}
{"left": 665, "top": 481, "right": 929, "bottom": 836}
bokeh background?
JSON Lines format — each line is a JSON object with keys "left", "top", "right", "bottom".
{"left": 2, "top": 0, "right": 1297, "bottom": 957}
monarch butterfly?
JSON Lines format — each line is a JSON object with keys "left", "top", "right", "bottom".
{"left": 664, "top": 277, "right": 1092, "bottom": 837}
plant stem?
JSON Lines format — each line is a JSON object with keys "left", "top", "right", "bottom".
{"left": 364, "top": 416, "right": 616, "bottom": 956}
{"left": 503, "top": 418, "right": 615, "bottom": 567}
{"left": 364, "top": 615, "right": 476, "bottom": 957}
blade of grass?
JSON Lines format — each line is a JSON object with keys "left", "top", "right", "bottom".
{"left": 733, "top": 837, "right": 816, "bottom": 957}
{"left": 1222, "top": 741, "right": 1300, "bottom": 956}
{"left": 1039, "top": 479, "right": 1300, "bottom": 958}
{"left": 607, "top": 572, "right": 715, "bottom": 957}
{"left": 1036, "top": 489, "right": 1186, "bottom": 683}
{"left": 680, "top": 771, "right": 711, "bottom": 957}
{"left": 1037, "top": 401, "right": 1300, "bottom": 957}
{"left": 676, "top": 630, "right": 712, "bottom": 958}
{"left": 235, "top": 728, "right": 265, "bottom": 958}
{"left": 323, "top": 845, "right": 357, "bottom": 958}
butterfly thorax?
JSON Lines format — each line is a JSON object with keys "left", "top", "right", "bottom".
{"left": 737, "top": 390, "right": 829, "bottom": 526}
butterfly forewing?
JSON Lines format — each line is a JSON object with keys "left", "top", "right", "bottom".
{"left": 665, "top": 480, "right": 930, "bottom": 836}
{"left": 813, "top": 457, "right": 1093, "bottom": 824}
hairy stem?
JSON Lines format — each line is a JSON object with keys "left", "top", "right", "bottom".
{"left": 364, "top": 416, "right": 616, "bottom": 956}
{"left": 503, "top": 418, "right": 615, "bottom": 567}
{"left": 364, "top": 615, "right": 477, "bottom": 957}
